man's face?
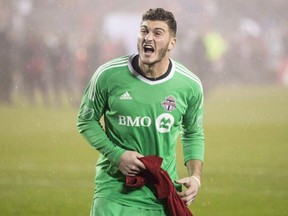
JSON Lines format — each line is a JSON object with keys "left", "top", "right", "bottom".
{"left": 137, "top": 20, "right": 176, "bottom": 66}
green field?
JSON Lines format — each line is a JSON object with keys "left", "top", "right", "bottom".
{"left": 1, "top": 85, "right": 288, "bottom": 216}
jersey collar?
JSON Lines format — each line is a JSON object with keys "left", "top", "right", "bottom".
{"left": 128, "top": 54, "right": 175, "bottom": 85}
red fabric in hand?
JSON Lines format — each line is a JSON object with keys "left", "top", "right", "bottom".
{"left": 125, "top": 175, "right": 146, "bottom": 187}
{"left": 126, "top": 156, "right": 193, "bottom": 216}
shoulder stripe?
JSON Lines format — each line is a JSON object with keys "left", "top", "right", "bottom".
{"left": 88, "top": 56, "right": 129, "bottom": 100}
{"left": 174, "top": 62, "right": 203, "bottom": 90}
{"left": 174, "top": 62, "right": 204, "bottom": 107}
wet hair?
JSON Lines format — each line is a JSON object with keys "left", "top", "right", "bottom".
{"left": 142, "top": 8, "right": 177, "bottom": 37}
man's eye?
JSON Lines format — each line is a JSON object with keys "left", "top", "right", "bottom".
{"left": 154, "top": 32, "right": 163, "bottom": 36}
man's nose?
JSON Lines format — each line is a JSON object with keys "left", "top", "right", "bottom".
{"left": 144, "top": 33, "right": 153, "bottom": 41}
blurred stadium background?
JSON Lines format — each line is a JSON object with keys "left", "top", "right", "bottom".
{"left": 0, "top": 0, "right": 288, "bottom": 215}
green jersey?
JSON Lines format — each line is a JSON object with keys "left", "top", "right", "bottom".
{"left": 77, "top": 54, "right": 204, "bottom": 210}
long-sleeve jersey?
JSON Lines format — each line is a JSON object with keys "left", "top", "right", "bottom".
{"left": 77, "top": 54, "right": 204, "bottom": 210}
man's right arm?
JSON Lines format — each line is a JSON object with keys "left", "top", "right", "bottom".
{"left": 77, "top": 70, "right": 145, "bottom": 174}
{"left": 77, "top": 76, "right": 125, "bottom": 166}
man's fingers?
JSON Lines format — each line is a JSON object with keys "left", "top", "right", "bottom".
{"left": 126, "top": 161, "right": 145, "bottom": 175}
{"left": 175, "top": 179, "right": 190, "bottom": 188}
{"left": 118, "top": 151, "right": 146, "bottom": 175}
{"left": 177, "top": 189, "right": 195, "bottom": 198}
{"left": 130, "top": 165, "right": 143, "bottom": 172}
{"left": 174, "top": 179, "right": 184, "bottom": 184}
{"left": 186, "top": 197, "right": 196, "bottom": 206}
{"left": 178, "top": 191, "right": 197, "bottom": 206}
{"left": 135, "top": 160, "right": 146, "bottom": 170}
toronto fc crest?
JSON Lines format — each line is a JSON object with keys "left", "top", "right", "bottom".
{"left": 161, "top": 96, "right": 176, "bottom": 112}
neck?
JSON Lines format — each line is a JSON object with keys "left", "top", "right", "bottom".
{"left": 138, "top": 57, "right": 170, "bottom": 79}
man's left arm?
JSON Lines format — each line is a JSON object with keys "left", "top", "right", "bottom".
{"left": 176, "top": 82, "right": 205, "bottom": 205}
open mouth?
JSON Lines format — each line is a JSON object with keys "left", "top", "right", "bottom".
{"left": 143, "top": 45, "right": 155, "bottom": 53}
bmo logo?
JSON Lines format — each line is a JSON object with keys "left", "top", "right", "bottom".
{"left": 118, "top": 115, "right": 151, "bottom": 127}
{"left": 118, "top": 114, "right": 174, "bottom": 133}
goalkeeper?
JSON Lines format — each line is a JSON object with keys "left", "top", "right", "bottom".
{"left": 77, "top": 7, "right": 204, "bottom": 216}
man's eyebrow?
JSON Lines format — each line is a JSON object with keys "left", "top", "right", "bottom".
{"left": 154, "top": 28, "right": 165, "bottom": 32}
{"left": 140, "top": 25, "right": 166, "bottom": 32}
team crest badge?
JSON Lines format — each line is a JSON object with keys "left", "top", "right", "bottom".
{"left": 161, "top": 96, "right": 176, "bottom": 112}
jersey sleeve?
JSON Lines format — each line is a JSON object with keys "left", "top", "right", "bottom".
{"left": 77, "top": 69, "right": 125, "bottom": 166}
{"left": 181, "top": 82, "right": 205, "bottom": 163}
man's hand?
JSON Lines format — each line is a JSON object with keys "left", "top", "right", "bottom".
{"left": 118, "top": 151, "right": 145, "bottom": 176}
{"left": 175, "top": 175, "right": 201, "bottom": 206}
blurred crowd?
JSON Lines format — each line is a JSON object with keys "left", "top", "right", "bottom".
{"left": 0, "top": 0, "right": 288, "bottom": 106}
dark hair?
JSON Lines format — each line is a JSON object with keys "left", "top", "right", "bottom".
{"left": 142, "top": 8, "right": 177, "bottom": 37}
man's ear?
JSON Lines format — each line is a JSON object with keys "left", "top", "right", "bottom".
{"left": 168, "top": 37, "right": 176, "bottom": 51}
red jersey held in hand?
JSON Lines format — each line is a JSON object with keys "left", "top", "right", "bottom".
{"left": 126, "top": 156, "right": 193, "bottom": 216}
